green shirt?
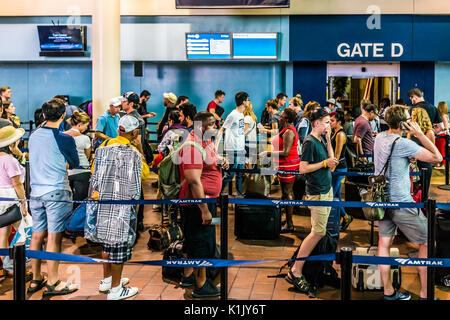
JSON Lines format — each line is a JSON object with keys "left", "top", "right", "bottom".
{"left": 301, "top": 134, "right": 332, "bottom": 195}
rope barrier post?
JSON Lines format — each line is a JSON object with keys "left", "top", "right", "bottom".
{"left": 426, "top": 198, "right": 437, "bottom": 300}
{"left": 339, "top": 247, "right": 352, "bottom": 301}
{"left": 421, "top": 168, "right": 429, "bottom": 202}
{"left": 29, "top": 120, "right": 33, "bottom": 133}
{"left": 438, "top": 135, "right": 450, "bottom": 190}
{"left": 220, "top": 194, "right": 229, "bottom": 301}
{"left": 25, "top": 161, "right": 30, "bottom": 199}
{"left": 12, "top": 242, "right": 26, "bottom": 301}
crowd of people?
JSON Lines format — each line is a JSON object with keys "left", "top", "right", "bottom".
{"left": 0, "top": 83, "right": 448, "bottom": 300}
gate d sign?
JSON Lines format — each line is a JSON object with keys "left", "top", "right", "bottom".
{"left": 337, "top": 43, "right": 404, "bottom": 58}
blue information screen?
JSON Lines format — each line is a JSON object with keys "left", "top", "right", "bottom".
{"left": 186, "top": 33, "right": 231, "bottom": 59}
{"left": 232, "top": 33, "right": 277, "bottom": 59}
{"left": 38, "top": 26, "right": 84, "bottom": 51}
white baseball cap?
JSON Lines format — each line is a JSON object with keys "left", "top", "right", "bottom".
{"left": 109, "top": 96, "right": 124, "bottom": 107}
{"left": 163, "top": 92, "right": 177, "bottom": 104}
{"left": 118, "top": 115, "right": 140, "bottom": 133}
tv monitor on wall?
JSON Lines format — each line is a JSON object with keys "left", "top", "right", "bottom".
{"left": 232, "top": 32, "right": 278, "bottom": 59}
{"left": 176, "top": 0, "right": 289, "bottom": 8}
{"left": 186, "top": 33, "right": 232, "bottom": 59}
{"left": 37, "top": 25, "right": 87, "bottom": 56}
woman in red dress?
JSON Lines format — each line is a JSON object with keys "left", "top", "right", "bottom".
{"left": 260, "top": 108, "right": 300, "bottom": 233}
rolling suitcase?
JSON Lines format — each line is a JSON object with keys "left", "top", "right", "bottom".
{"left": 234, "top": 202, "right": 281, "bottom": 240}
{"left": 352, "top": 247, "right": 401, "bottom": 291}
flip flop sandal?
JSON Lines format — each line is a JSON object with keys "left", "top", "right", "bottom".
{"left": 0, "top": 268, "right": 8, "bottom": 282}
{"left": 27, "top": 277, "right": 47, "bottom": 295}
{"left": 42, "top": 280, "right": 78, "bottom": 298}
{"left": 285, "top": 271, "right": 311, "bottom": 294}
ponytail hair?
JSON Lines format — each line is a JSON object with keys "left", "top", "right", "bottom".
{"left": 68, "top": 110, "right": 90, "bottom": 127}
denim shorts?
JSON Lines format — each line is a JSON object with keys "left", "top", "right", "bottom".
{"left": 378, "top": 207, "right": 428, "bottom": 244}
{"left": 30, "top": 190, "right": 73, "bottom": 234}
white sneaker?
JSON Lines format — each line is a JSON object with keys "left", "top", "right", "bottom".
{"left": 99, "top": 277, "right": 130, "bottom": 292}
{"left": 107, "top": 285, "right": 139, "bottom": 300}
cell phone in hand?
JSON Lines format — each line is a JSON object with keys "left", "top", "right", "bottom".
{"left": 211, "top": 218, "right": 221, "bottom": 225}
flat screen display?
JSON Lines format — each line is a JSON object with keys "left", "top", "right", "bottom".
{"left": 232, "top": 33, "right": 278, "bottom": 59}
{"left": 186, "top": 33, "right": 231, "bottom": 59}
{"left": 37, "top": 26, "right": 85, "bottom": 51}
{"left": 176, "top": 0, "right": 289, "bottom": 8}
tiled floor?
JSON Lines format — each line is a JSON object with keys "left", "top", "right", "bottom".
{"left": 0, "top": 169, "right": 449, "bottom": 301}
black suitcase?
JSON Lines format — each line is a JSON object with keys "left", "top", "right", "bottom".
{"left": 234, "top": 203, "right": 281, "bottom": 239}
{"left": 344, "top": 162, "right": 374, "bottom": 219}
{"left": 435, "top": 212, "right": 450, "bottom": 286}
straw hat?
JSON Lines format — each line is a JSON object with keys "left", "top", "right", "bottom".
{"left": 0, "top": 126, "right": 25, "bottom": 148}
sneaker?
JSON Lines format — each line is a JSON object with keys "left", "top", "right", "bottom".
{"left": 107, "top": 285, "right": 138, "bottom": 300}
{"left": 383, "top": 290, "right": 411, "bottom": 300}
{"left": 153, "top": 204, "right": 162, "bottom": 212}
{"left": 180, "top": 273, "right": 195, "bottom": 287}
{"left": 99, "top": 277, "right": 130, "bottom": 293}
{"left": 192, "top": 280, "right": 220, "bottom": 298}
{"left": 340, "top": 215, "right": 354, "bottom": 232}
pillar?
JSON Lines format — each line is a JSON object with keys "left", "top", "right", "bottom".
{"left": 91, "top": 0, "right": 121, "bottom": 128}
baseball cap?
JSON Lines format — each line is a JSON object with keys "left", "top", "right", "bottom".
{"left": 309, "top": 107, "right": 330, "bottom": 122}
{"left": 109, "top": 96, "right": 123, "bottom": 107}
{"left": 326, "top": 98, "right": 336, "bottom": 106}
{"left": 163, "top": 92, "right": 177, "bottom": 104}
{"left": 123, "top": 91, "right": 140, "bottom": 105}
{"left": 118, "top": 115, "right": 140, "bottom": 133}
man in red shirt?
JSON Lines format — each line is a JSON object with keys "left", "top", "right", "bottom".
{"left": 178, "top": 111, "right": 229, "bottom": 298}
{"left": 207, "top": 90, "right": 225, "bottom": 127}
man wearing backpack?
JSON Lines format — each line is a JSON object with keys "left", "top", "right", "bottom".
{"left": 375, "top": 105, "right": 442, "bottom": 300}
{"left": 178, "top": 111, "right": 229, "bottom": 298}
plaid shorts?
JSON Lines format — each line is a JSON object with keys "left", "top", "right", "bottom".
{"left": 103, "top": 242, "right": 133, "bottom": 264}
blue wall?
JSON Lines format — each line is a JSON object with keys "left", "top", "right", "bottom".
{"left": 292, "top": 62, "right": 327, "bottom": 106}
{"left": 400, "top": 62, "right": 435, "bottom": 105}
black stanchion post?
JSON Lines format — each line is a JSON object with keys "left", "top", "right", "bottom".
{"left": 220, "top": 195, "right": 229, "bottom": 301}
{"left": 25, "top": 160, "right": 30, "bottom": 199}
{"left": 29, "top": 120, "right": 33, "bottom": 133}
{"left": 12, "top": 242, "right": 26, "bottom": 301}
{"left": 421, "top": 168, "right": 429, "bottom": 202}
{"left": 426, "top": 198, "right": 437, "bottom": 301}
{"left": 339, "top": 247, "right": 352, "bottom": 301}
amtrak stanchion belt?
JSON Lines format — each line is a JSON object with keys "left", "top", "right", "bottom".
{"left": 438, "top": 203, "right": 450, "bottom": 210}
{"left": 352, "top": 256, "right": 450, "bottom": 267}
{"left": 228, "top": 198, "right": 425, "bottom": 209}
{"left": 0, "top": 248, "right": 8, "bottom": 256}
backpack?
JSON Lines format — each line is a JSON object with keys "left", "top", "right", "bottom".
{"left": 162, "top": 240, "right": 185, "bottom": 281}
{"left": 65, "top": 203, "right": 87, "bottom": 238}
{"left": 158, "top": 139, "right": 206, "bottom": 199}
{"left": 78, "top": 100, "right": 92, "bottom": 115}
{"left": 270, "top": 233, "right": 339, "bottom": 298}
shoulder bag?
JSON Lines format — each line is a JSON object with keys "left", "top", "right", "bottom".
{"left": 361, "top": 137, "right": 400, "bottom": 221}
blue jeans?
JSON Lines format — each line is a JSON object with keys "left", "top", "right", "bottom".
{"left": 221, "top": 151, "right": 245, "bottom": 195}
{"left": 331, "top": 167, "right": 348, "bottom": 219}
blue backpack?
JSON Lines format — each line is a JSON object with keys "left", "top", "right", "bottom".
{"left": 65, "top": 203, "right": 87, "bottom": 238}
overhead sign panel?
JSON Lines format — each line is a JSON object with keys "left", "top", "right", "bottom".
{"left": 186, "top": 33, "right": 231, "bottom": 59}
{"left": 176, "top": 0, "right": 289, "bottom": 8}
{"left": 232, "top": 33, "right": 277, "bottom": 59}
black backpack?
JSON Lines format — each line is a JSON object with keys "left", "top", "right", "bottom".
{"left": 78, "top": 100, "right": 92, "bottom": 114}
{"left": 162, "top": 240, "right": 185, "bottom": 281}
{"left": 271, "top": 234, "right": 340, "bottom": 297}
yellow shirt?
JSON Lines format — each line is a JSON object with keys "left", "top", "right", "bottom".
{"left": 91, "top": 135, "right": 150, "bottom": 181}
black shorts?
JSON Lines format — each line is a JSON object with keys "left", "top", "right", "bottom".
{"left": 180, "top": 203, "right": 217, "bottom": 259}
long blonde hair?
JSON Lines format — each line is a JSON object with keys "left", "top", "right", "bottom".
{"left": 303, "top": 101, "right": 320, "bottom": 120}
{"left": 438, "top": 101, "right": 449, "bottom": 116}
{"left": 412, "top": 107, "right": 432, "bottom": 133}
{"left": 243, "top": 101, "right": 257, "bottom": 122}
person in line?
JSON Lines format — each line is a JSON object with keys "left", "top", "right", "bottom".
{"left": 121, "top": 92, "right": 152, "bottom": 232}
{"left": 286, "top": 107, "right": 338, "bottom": 294}
{"left": 408, "top": 107, "right": 435, "bottom": 198}
{"left": 409, "top": 88, "right": 443, "bottom": 134}
{"left": 137, "top": 90, "right": 156, "bottom": 123}
{"left": 157, "top": 110, "right": 186, "bottom": 156}
{"left": 178, "top": 111, "right": 229, "bottom": 297}
{"left": 161, "top": 96, "right": 189, "bottom": 136}
{"left": 375, "top": 105, "right": 442, "bottom": 300}
{"left": 94, "top": 97, "right": 122, "bottom": 146}
{"left": 0, "top": 125, "right": 28, "bottom": 281}
{"left": 435, "top": 101, "right": 449, "bottom": 169}
{"left": 157, "top": 92, "right": 178, "bottom": 140}
{"left": 90, "top": 115, "right": 150, "bottom": 300}
{"left": 378, "top": 97, "right": 391, "bottom": 132}
{"left": 261, "top": 93, "right": 287, "bottom": 127}
{"left": 1, "top": 101, "right": 20, "bottom": 128}
{"left": 64, "top": 111, "right": 92, "bottom": 207}
{"left": 260, "top": 108, "right": 300, "bottom": 233}
{"left": 295, "top": 101, "right": 320, "bottom": 148}
{"left": 179, "top": 102, "right": 197, "bottom": 133}
{"left": 0, "top": 86, "right": 11, "bottom": 102}
{"left": 258, "top": 100, "right": 280, "bottom": 136}
{"left": 330, "top": 110, "right": 353, "bottom": 231}
{"left": 54, "top": 95, "right": 80, "bottom": 131}
{"left": 353, "top": 102, "right": 378, "bottom": 160}
{"left": 288, "top": 94, "right": 304, "bottom": 127}
{"left": 325, "top": 98, "right": 337, "bottom": 113}
{"left": 207, "top": 90, "right": 226, "bottom": 128}
{"left": 243, "top": 101, "right": 258, "bottom": 167}
{"left": 28, "top": 98, "right": 79, "bottom": 297}
{"left": 217, "top": 92, "right": 248, "bottom": 197}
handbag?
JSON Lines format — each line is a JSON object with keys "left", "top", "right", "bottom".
{"left": 0, "top": 204, "right": 22, "bottom": 228}
{"left": 361, "top": 137, "right": 400, "bottom": 221}
{"left": 147, "top": 223, "right": 183, "bottom": 251}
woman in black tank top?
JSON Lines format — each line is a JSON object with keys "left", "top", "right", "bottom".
{"left": 330, "top": 110, "right": 353, "bottom": 231}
